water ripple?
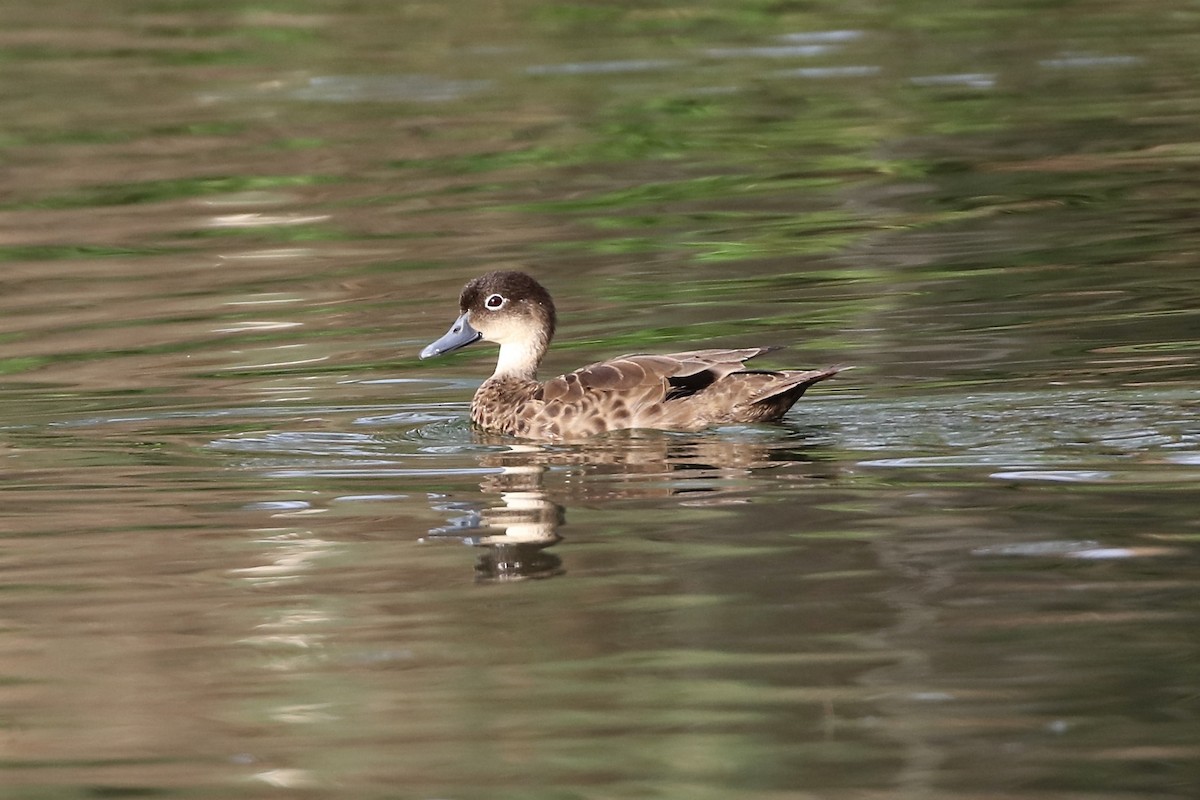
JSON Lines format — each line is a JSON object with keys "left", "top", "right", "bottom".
{"left": 525, "top": 59, "right": 681, "bottom": 76}
{"left": 973, "top": 540, "right": 1178, "bottom": 559}
{"left": 289, "top": 74, "right": 492, "bottom": 102}
{"left": 989, "top": 469, "right": 1113, "bottom": 483}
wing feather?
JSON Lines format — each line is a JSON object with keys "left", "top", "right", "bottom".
{"left": 537, "top": 348, "right": 805, "bottom": 414}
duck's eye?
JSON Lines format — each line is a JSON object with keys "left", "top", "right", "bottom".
{"left": 484, "top": 293, "right": 506, "bottom": 310}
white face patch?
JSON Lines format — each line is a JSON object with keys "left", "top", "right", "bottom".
{"left": 472, "top": 311, "right": 524, "bottom": 345}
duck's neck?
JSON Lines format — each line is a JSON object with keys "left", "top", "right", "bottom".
{"left": 491, "top": 340, "right": 544, "bottom": 382}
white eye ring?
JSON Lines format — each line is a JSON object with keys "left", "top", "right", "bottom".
{"left": 484, "top": 293, "right": 506, "bottom": 310}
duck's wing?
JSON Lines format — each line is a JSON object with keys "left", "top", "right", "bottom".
{"left": 537, "top": 348, "right": 774, "bottom": 405}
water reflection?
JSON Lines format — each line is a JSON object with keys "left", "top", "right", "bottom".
{"left": 429, "top": 444, "right": 566, "bottom": 582}
{"left": 425, "top": 427, "right": 838, "bottom": 581}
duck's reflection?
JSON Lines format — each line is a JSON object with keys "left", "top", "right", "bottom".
{"left": 429, "top": 445, "right": 565, "bottom": 581}
{"left": 427, "top": 426, "right": 836, "bottom": 582}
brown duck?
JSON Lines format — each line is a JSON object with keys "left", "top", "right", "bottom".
{"left": 420, "top": 271, "right": 842, "bottom": 440}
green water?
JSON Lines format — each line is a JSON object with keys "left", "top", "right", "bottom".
{"left": 0, "top": 1, "right": 1197, "bottom": 798}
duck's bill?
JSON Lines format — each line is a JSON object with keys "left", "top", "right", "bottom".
{"left": 420, "top": 312, "right": 482, "bottom": 359}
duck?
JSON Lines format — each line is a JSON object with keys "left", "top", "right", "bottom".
{"left": 420, "top": 270, "right": 842, "bottom": 440}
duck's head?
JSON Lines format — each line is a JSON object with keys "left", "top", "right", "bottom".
{"left": 420, "top": 270, "right": 557, "bottom": 378}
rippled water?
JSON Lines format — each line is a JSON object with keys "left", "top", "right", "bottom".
{"left": 1, "top": 1, "right": 1198, "bottom": 798}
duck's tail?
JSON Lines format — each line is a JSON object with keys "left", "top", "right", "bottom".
{"left": 737, "top": 365, "right": 847, "bottom": 422}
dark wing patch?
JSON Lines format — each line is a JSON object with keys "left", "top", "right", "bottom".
{"left": 665, "top": 368, "right": 719, "bottom": 401}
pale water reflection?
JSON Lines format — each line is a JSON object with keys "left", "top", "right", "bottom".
{"left": 428, "top": 444, "right": 565, "bottom": 582}
{"left": 422, "top": 431, "right": 848, "bottom": 581}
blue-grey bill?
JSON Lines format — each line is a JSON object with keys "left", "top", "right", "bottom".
{"left": 420, "top": 312, "right": 482, "bottom": 359}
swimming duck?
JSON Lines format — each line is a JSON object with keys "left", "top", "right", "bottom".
{"left": 420, "top": 270, "right": 841, "bottom": 440}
